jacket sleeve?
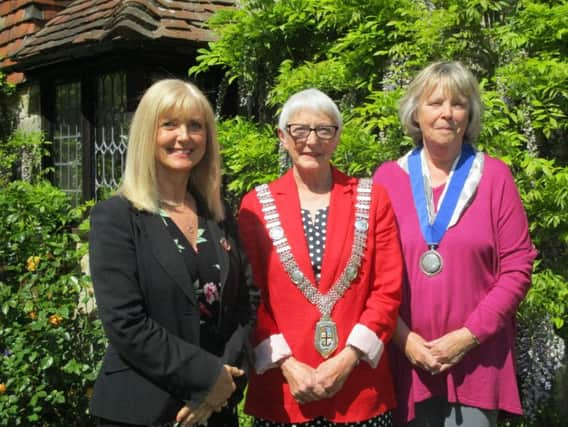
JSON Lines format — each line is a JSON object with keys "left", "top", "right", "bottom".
{"left": 89, "top": 197, "right": 223, "bottom": 404}
{"left": 346, "top": 184, "right": 403, "bottom": 367}
{"left": 238, "top": 191, "right": 292, "bottom": 373}
{"left": 463, "top": 162, "right": 537, "bottom": 342}
{"left": 220, "top": 203, "right": 255, "bottom": 373}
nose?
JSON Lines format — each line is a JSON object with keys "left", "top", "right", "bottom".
{"left": 305, "top": 128, "right": 319, "bottom": 145}
{"left": 440, "top": 101, "right": 453, "bottom": 118}
{"left": 177, "top": 124, "right": 190, "bottom": 141}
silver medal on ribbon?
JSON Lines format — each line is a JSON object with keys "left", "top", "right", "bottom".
{"left": 420, "top": 248, "right": 443, "bottom": 276}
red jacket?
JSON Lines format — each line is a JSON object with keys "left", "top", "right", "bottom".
{"left": 238, "top": 167, "right": 403, "bottom": 423}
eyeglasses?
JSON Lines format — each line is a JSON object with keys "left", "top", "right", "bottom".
{"left": 286, "top": 124, "right": 339, "bottom": 141}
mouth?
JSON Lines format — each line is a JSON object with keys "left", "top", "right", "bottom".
{"left": 167, "top": 147, "right": 195, "bottom": 155}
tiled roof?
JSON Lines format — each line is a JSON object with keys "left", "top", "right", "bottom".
{"left": 0, "top": 1, "right": 69, "bottom": 83}
{"left": 9, "top": 0, "right": 235, "bottom": 71}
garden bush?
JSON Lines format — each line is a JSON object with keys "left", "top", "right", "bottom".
{"left": 0, "top": 179, "right": 104, "bottom": 426}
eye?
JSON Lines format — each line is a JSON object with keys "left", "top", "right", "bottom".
{"left": 316, "top": 126, "right": 337, "bottom": 139}
{"left": 288, "top": 125, "right": 310, "bottom": 138}
{"left": 160, "top": 119, "right": 177, "bottom": 129}
{"left": 187, "top": 120, "right": 204, "bottom": 132}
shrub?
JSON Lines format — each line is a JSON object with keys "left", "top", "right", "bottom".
{"left": 0, "top": 180, "right": 105, "bottom": 426}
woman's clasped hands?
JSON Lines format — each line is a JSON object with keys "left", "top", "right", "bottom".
{"left": 402, "top": 327, "right": 479, "bottom": 376}
{"left": 280, "top": 346, "right": 361, "bottom": 405}
{"left": 175, "top": 364, "right": 244, "bottom": 426}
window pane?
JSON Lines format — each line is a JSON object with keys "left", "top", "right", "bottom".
{"left": 53, "top": 82, "right": 82, "bottom": 205}
{"left": 94, "top": 71, "right": 129, "bottom": 199}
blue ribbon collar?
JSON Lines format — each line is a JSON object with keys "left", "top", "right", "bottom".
{"left": 408, "top": 144, "right": 475, "bottom": 247}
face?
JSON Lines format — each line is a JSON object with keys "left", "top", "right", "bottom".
{"left": 416, "top": 84, "right": 469, "bottom": 147}
{"left": 155, "top": 110, "right": 207, "bottom": 176}
{"left": 279, "top": 109, "right": 339, "bottom": 172}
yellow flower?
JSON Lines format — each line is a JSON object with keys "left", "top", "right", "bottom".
{"left": 0, "top": 383, "right": 6, "bottom": 394}
{"left": 48, "top": 314, "right": 62, "bottom": 326}
{"left": 26, "top": 256, "right": 40, "bottom": 272}
{"left": 29, "top": 311, "right": 37, "bottom": 320}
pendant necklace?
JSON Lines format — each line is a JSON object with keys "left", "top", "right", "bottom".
{"left": 408, "top": 144, "right": 475, "bottom": 277}
{"left": 255, "top": 178, "right": 372, "bottom": 358}
{"left": 160, "top": 195, "right": 197, "bottom": 243}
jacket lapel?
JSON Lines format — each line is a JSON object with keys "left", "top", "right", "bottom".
{"left": 206, "top": 218, "right": 230, "bottom": 287}
{"left": 271, "top": 170, "right": 317, "bottom": 285}
{"left": 137, "top": 212, "right": 197, "bottom": 305}
{"left": 318, "top": 168, "right": 357, "bottom": 292}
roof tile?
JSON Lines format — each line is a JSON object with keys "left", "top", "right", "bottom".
{"left": 14, "top": 0, "right": 235, "bottom": 64}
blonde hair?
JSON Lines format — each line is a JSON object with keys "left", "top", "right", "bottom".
{"left": 399, "top": 61, "right": 482, "bottom": 145}
{"left": 118, "top": 79, "right": 224, "bottom": 221}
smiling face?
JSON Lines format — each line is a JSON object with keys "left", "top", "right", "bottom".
{"left": 279, "top": 109, "right": 339, "bottom": 173}
{"left": 416, "top": 83, "right": 470, "bottom": 149}
{"left": 154, "top": 109, "right": 207, "bottom": 177}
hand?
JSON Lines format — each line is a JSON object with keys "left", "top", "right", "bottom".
{"left": 426, "top": 327, "right": 479, "bottom": 373}
{"left": 176, "top": 402, "right": 213, "bottom": 426}
{"left": 403, "top": 331, "right": 443, "bottom": 374}
{"left": 314, "top": 346, "right": 360, "bottom": 398}
{"left": 280, "top": 357, "right": 325, "bottom": 404}
{"left": 204, "top": 364, "right": 244, "bottom": 409}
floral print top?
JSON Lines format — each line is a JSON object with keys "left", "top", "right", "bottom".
{"left": 160, "top": 203, "right": 224, "bottom": 355}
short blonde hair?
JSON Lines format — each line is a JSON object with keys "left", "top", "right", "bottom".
{"left": 399, "top": 61, "right": 482, "bottom": 145}
{"left": 118, "top": 79, "right": 224, "bottom": 221}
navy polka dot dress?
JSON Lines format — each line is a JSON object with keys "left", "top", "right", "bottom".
{"left": 301, "top": 207, "right": 328, "bottom": 283}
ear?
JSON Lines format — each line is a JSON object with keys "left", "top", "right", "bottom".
{"left": 277, "top": 128, "right": 288, "bottom": 147}
{"left": 411, "top": 108, "right": 418, "bottom": 125}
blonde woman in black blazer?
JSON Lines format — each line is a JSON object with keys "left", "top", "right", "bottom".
{"left": 89, "top": 79, "right": 252, "bottom": 427}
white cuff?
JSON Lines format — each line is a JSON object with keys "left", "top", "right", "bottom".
{"left": 346, "top": 323, "right": 384, "bottom": 368}
{"left": 253, "top": 334, "right": 292, "bottom": 374}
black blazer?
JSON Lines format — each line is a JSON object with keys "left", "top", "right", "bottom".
{"left": 88, "top": 195, "right": 252, "bottom": 425}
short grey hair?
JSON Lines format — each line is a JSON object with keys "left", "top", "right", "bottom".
{"left": 399, "top": 61, "right": 482, "bottom": 145}
{"left": 278, "top": 88, "right": 343, "bottom": 132}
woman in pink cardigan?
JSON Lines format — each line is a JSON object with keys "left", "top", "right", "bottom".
{"left": 373, "top": 62, "right": 537, "bottom": 427}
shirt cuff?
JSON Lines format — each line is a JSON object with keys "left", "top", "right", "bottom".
{"left": 346, "top": 323, "right": 384, "bottom": 368}
{"left": 253, "top": 334, "right": 292, "bottom": 374}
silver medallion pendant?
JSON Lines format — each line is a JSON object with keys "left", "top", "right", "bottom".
{"left": 314, "top": 316, "right": 338, "bottom": 358}
{"left": 420, "top": 248, "right": 443, "bottom": 276}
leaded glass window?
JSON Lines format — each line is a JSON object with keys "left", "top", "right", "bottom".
{"left": 94, "top": 71, "right": 129, "bottom": 199}
{"left": 53, "top": 81, "right": 82, "bottom": 205}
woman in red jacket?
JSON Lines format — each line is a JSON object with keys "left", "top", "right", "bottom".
{"left": 238, "top": 88, "right": 403, "bottom": 426}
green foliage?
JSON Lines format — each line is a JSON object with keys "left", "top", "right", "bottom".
{"left": 0, "top": 71, "right": 17, "bottom": 143}
{"left": 0, "top": 70, "right": 14, "bottom": 94}
{"left": 524, "top": 267, "right": 568, "bottom": 331}
{"left": 218, "top": 117, "right": 280, "bottom": 205}
{"left": 269, "top": 59, "right": 350, "bottom": 109}
{"left": 0, "top": 179, "right": 104, "bottom": 425}
{"left": 0, "top": 131, "right": 48, "bottom": 187}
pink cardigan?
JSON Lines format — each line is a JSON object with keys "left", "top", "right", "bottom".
{"left": 374, "top": 154, "right": 537, "bottom": 424}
